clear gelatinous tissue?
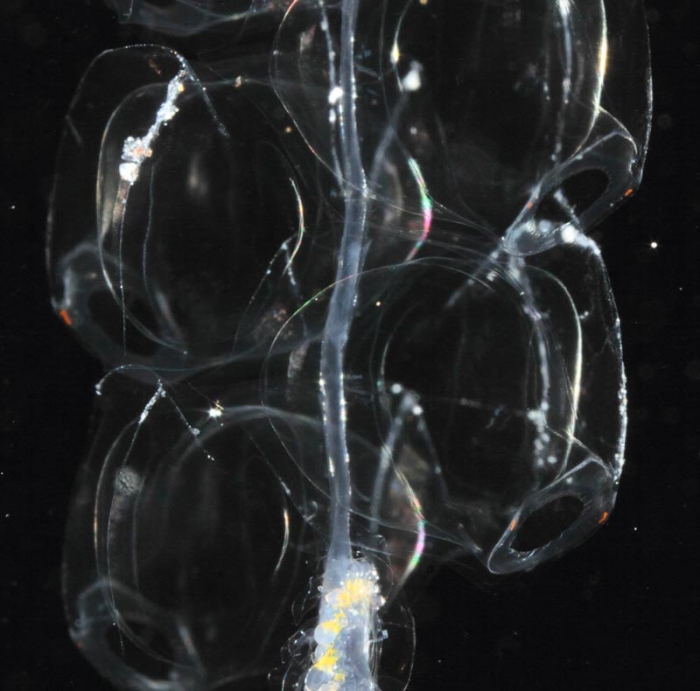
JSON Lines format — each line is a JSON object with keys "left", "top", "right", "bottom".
{"left": 48, "top": 1, "right": 651, "bottom": 688}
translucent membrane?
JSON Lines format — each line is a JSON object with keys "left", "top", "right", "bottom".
{"left": 48, "top": 1, "right": 651, "bottom": 689}
{"left": 105, "top": 0, "right": 295, "bottom": 35}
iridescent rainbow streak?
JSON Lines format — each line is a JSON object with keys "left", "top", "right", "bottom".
{"left": 405, "top": 157, "right": 433, "bottom": 261}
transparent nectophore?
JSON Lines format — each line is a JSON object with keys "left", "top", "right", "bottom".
{"left": 48, "top": 1, "right": 651, "bottom": 689}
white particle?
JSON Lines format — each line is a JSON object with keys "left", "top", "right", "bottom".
{"left": 118, "top": 70, "right": 186, "bottom": 182}
{"left": 328, "top": 86, "right": 343, "bottom": 105}
{"left": 402, "top": 63, "right": 422, "bottom": 92}
{"left": 157, "top": 101, "right": 179, "bottom": 122}
{"left": 527, "top": 409, "right": 545, "bottom": 423}
{"left": 390, "top": 42, "right": 400, "bottom": 64}
{"left": 119, "top": 162, "right": 139, "bottom": 183}
{"left": 115, "top": 468, "right": 141, "bottom": 496}
{"left": 560, "top": 224, "right": 578, "bottom": 243}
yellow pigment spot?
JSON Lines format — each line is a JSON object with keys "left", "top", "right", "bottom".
{"left": 336, "top": 578, "right": 373, "bottom": 609}
{"left": 315, "top": 646, "right": 340, "bottom": 673}
{"left": 320, "top": 615, "right": 346, "bottom": 636}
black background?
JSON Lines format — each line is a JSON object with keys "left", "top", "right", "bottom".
{"left": 1, "top": 1, "right": 698, "bottom": 689}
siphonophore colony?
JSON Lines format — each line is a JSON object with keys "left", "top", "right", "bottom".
{"left": 47, "top": 1, "right": 651, "bottom": 689}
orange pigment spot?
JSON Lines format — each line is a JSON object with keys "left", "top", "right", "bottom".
{"left": 624, "top": 188, "right": 634, "bottom": 198}
{"left": 598, "top": 512, "right": 609, "bottom": 525}
{"left": 509, "top": 519, "right": 518, "bottom": 532}
{"left": 58, "top": 309, "right": 72, "bottom": 326}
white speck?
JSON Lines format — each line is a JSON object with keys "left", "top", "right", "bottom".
{"left": 208, "top": 407, "right": 223, "bottom": 419}
{"left": 122, "top": 136, "right": 151, "bottom": 162}
{"left": 119, "top": 162, "right": 139, "bottom": 183}
{"left": 527, "top": 409, "right": 545, "bottom": 423}
{"left": 118, "top": 69, "right": 186, "bottom": 183}
{"left": 390, "top": 42, "right": 400, "bottom": 64}
{"left": 157, "top": 101, "right": 178, "bottom": 122}
{"left": 402, "top": 63, "right": 422, "bottom": 92}
{"left": 390, "top": 383, "right": 402, "bottom": 395}
{"left": 650, "top": 241, "right": 658, "bottom": 249}
{"left": 412, "top": 404, "right": 423, "bottom": 416}
{"left": 375, "top": 301, "right": 382, "bottom": 307}
{"left": 328, "top": 86, "right": 343, "bottom": 105}
{"left": 560, "top": 224, "right": 578, "bottom": 243}
{"left": 115, "top": 468, "right": 141, "bottom": 496}
{"left": 138, "top": 382, "right": 165, "bottom": 424}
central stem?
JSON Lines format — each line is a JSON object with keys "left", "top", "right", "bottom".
{"left": 320, "top": 0, "right": 368, "bottom": 563}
